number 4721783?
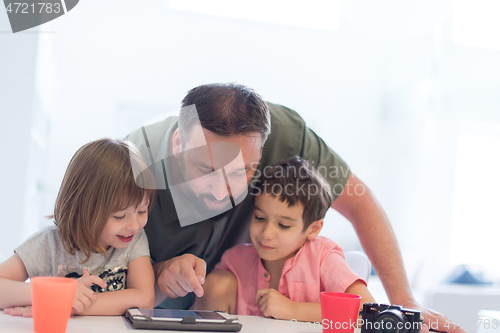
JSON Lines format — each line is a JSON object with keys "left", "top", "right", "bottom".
{"left": 5, "top": 2, "right": 61, "bottom": 14}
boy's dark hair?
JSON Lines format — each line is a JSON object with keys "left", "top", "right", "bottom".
{"left": 253, "top": 155, "right": 333, "bottom": 230}
{"left": 179, "top": 83, "right": 271, "bottom": 146}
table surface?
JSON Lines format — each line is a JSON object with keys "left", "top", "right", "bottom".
{"left": 0, "top": 311, "right": 362, "bottom": 333}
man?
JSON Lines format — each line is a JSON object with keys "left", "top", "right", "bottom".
{"left": 128, "top": 83, "right": 464, "bottom": 333}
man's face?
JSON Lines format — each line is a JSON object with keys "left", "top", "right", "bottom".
{"left": 173, "top": 124, "right": 263, "bottom": 214}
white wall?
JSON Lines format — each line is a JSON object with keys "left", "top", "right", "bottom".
{"left": 0, "top": 8, "right": 40, "bottom": 259}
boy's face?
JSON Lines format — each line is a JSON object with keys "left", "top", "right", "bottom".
{"left": 250, "top": 194, "right": 320, "bottom": 263}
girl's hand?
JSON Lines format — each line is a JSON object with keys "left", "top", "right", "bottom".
{"left": 255, "top": 288, "right": 296, "bottom": 320}
{"left": 3, "top": 306, "right": 32, "bottom": 317}
{"left": 72, "top": 269, "right": 106, "bottom": 314}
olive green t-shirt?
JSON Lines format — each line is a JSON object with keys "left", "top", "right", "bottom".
{"left": 127, "top": 102, "right": 350, "bottom": 305}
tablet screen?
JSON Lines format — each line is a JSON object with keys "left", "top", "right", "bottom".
{"left": 138, "top": 309, "right": 227, "bottom": 321}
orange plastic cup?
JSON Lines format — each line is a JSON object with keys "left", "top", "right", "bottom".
{"left": 320, "top": 292, "right": 361, "bottom": 333}
{"left": 31, "top": 277, "right": 78, "bottom": 333}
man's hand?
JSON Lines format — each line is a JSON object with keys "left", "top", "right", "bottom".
{"left": 3, "top": 306, "right": 32, "bottom": 317}
{"left": 400, "top": 299, "right": 467, "bottom": 333}
{"left": 154, "top": 254, "right": 206, "bottom": 298}
{"left": 72, "top": 269, "right": 106, "bottom": 314}
{"left": 255, "top": 288, "right": 296, "bottom": 320}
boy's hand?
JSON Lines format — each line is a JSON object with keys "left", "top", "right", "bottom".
{"left": 72, "top": 269, "right": 106, "bottom": 314}
{"left": 255, "top": 288, "right": 295, "bottom": 320}
{"left": 3, "top": 306, "right": 32, "bottom": 317}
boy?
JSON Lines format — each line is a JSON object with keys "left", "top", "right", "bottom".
{"left": 194, "top": 156, "right": 374, "bottom": 322}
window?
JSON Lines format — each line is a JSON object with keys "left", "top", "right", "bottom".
{"left": 452, "top": 0, "right": 500, "bottom": 50}
{"left": 451, "top": 122, "right": 500, "bottom": 273}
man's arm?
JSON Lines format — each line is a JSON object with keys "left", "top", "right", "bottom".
{"left": 333, "top": 172, "right": 411, "bottom": 305}
{"left": 333, "top": 172, "right": 466, "bottom": 333}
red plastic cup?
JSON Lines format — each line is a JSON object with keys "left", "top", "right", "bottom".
{"left": 320, "top": 292, "right": 361, "bottom": 333}
{"left": 31, "top": 277, "right": 78, "bottom": 333}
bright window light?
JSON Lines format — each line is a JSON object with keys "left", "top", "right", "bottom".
{"left": 452, "top": 0, "right": 500, "bottom": 50}
{"left": 450, "top": 122, "right": 500, "bottom": 273}
{"left": 169, "top": 0, "right": 341, "bottom": 31}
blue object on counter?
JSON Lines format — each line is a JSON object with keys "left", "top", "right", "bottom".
{"left": 444, "top": 267, "right": 492, "bottom": 285}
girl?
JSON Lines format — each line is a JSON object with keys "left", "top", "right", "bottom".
{"left": 0, "top": 138, "right": 156, "bottom": 316}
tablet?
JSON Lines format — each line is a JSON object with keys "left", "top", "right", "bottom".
{"left": 125, "top": 308, "right": 242, "bottom": 331}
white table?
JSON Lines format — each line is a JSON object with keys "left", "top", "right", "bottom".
{"left": 1, "top": 312, "right": 363, "bottom": 333}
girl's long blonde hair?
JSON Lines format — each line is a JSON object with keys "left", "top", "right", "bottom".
{"left": 53, "top": 138, "right": 155, "bottom": 263}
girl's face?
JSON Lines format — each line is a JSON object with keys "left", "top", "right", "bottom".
{"left": 100, "top": 196, "right": 149, "bottom": 250}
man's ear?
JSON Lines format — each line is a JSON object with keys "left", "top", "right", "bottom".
{"left": 172, "top": 128, "right": 182, "bottom": 158}
{"left": 306, "top": 219, "right": 324, "bottom": 240}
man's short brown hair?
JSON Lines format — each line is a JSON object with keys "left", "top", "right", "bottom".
{"left": 53, "top": 139, "right": 155, "bottom": 263}
{"left": 179, "top": 82, "right": 271, "bottom": 146}
{"left": 253, "top": 155, "right": 333, "bottom": 230}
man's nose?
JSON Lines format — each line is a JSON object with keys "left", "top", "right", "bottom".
{"left": 211, "top": 180, "right": 229, "bottom": 201}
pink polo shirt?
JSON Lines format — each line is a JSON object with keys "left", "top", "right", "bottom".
{"left": 213, "top": 236, "right": 365, "bottom": 316}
